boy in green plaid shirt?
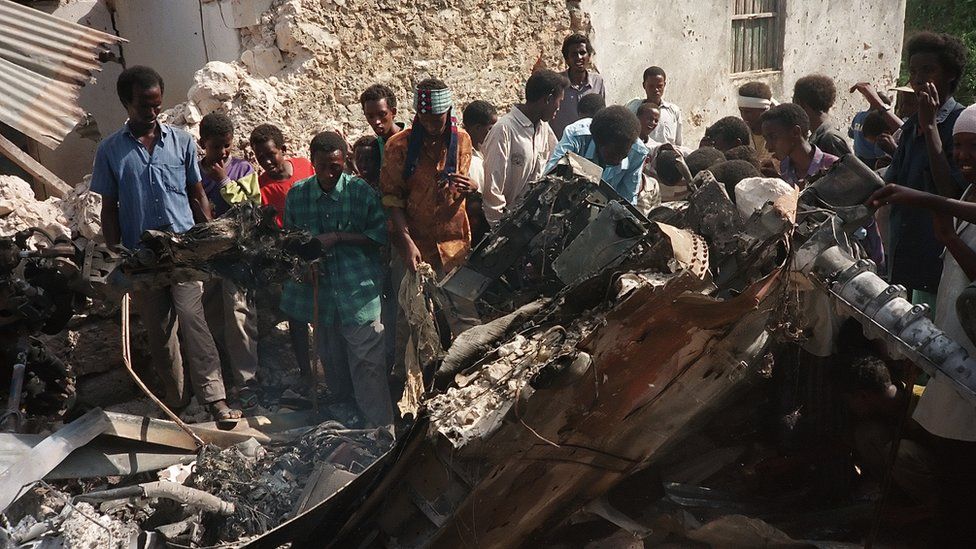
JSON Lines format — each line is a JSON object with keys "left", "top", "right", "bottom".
{"left": 280, "top": 131, "right": 394, "bottom": 428}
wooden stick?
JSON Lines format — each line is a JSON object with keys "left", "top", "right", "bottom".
{"left": 0, "top": 133, "right": 72, "bottom": 198}
{"left": 121, "top": 294, "right": 205, "bottom": 448}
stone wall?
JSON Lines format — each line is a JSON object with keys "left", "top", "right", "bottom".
{"left": 164, "top": 0, "right": 586, "bottom": 155}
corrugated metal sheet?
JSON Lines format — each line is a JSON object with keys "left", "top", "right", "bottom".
{"left": 0, "top": 0, "right": 125, "bottom": 149}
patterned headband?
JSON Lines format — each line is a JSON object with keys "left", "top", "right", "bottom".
{"left": 415, "top": 87, "right": 453, "bottom": 114}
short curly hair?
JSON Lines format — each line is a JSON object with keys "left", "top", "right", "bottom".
{"left": 793, "top": 74, "right": 836, "bottom": 113}
{"left": 590, "top": 106, "right": 640, "bottom": 147}
{"left": 199, "top": 112, "right": 234, "bottom": 141}
{"left": 116, "top": 65, "right": 164, "bottom": 105}
{"left": 249, "top": 123, "right": 285, "bottom": 149}
{"left": 360, "top": 83, "right": 397, "bottom": 109}
{"left": 462, "top": 100, "right": 497, "bottom": 129}
{"left": 724, "top": 145, "right": 761, "bottom": 168}
{"left": 711, "top": 159, "right": 760, "bottom": 199}
{"left": 578, "top": 94, "right": 606, "bottom": 119}
{"left": 705, "top": 116, "right": 752, "bottom": 148}
{"left": 561, "top": 33, "right": 594, "bottom": 58}
{"left": 761, "top": 103, "right": 810, "bottom": 135}
{"left": 309, "top": 131, "right": 348, "bottom": 159}
{"left": 686, "top": 147, "right": 726, "bottom": 177}
{"left": 525, "top": 69, "right": 570, "bottom": 103}
{"left": 837, "top": 354, "right": 892, "bottom": 394}
{"left": 907, "top": 31, "right": 969, "bottom": 93}
{"left": 738, "top": 81, "right": 772, "bottom": 100}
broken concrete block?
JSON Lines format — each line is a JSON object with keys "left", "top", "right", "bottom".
{"left": 735, "top": 177, "right": 798, "bottom": 223}
{"left": 241, "top": 45, "right": 285, "bottom": 77}
{"left": 184, "top": 102, "right": 203, "bottom": 125}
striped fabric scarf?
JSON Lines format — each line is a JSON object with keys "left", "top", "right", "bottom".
{"left": 404, "top": 87, "right": 459, "bottom": 181}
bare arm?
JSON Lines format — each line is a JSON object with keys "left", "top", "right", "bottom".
{"left": 917, "top": 83, "right": 958, "bottom": 198}
{"left": 389, "top": 207, "right": 421, "bottom": 272}
{"left": 850, "top": 82, "right": 903, "bottom": 133}
{"left": 187, "top": 181, "right": 213, "bottom": 223}
{"left": 100, "top": 200, "right": 121, "bottom": 248}
{"left": 869, "top": 184, "right": 976, "bottom": 223}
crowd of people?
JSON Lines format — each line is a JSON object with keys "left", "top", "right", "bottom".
{"left": 89, "top": 28, "right": 976, "bottom": 543}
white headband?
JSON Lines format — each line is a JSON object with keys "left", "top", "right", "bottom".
{"left": 737, "top": 95, "right": 779, "bottom": 109}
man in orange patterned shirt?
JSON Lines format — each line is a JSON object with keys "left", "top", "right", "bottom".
{"left": 380, "top": 78, "right": 479, "bottom": 337}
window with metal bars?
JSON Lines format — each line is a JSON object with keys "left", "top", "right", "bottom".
{"left": 731, "top": 0, "right": 783, "bottom": 73}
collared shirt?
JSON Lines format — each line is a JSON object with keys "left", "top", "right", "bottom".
{"left": 809, "top": 118, "right": 852, "bottom": 158}
{"left": 779, "top": 145, "right": 839, "bottom": 188}
{"left": 279, "top": 173, "right": 387, "bottom": 326}
{"left": 626, "top": 98, "right": 683, "bottom": 146}
{"left": 201, "top": 157, "right": 259, "bottom": 217}
{"left": 481, "top": 106, "right": 558, "bottom": 226}
{"left": 884, "top": 96, "right": 966, "bottom": 292}
{"left": 380, "top": 127, "right": 474, "bottom": 273}
{"left": 91, "top": 122, "right": 201, "bottom": 249}
{"left": 544, "top": 118, "right": 649, "bottom": 203}
{"left": 551, "top": 70, "right": 606, "bottom": 139}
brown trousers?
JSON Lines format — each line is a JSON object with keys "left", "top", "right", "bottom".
{"left": 131, "top": 281, "right": 226, "bottom": 407}
{"left": 202, "top": 278, "right": 259, "bottom": 388}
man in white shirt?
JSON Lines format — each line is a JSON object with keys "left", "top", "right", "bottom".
{"left": 462, "top": 100, "right": 498, "bottom": 193}
{"left": 482, "top": 70, "right": 568, "bottom": 226}
{"left": 625, "top": 66, "right": 683, "bottom": 146}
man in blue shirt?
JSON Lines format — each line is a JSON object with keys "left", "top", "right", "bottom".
{"left": 91, "top": 66, "right": 240, "bottom": 424}
{"left": 545, "top": 105, "right": 648, "bottom": 203}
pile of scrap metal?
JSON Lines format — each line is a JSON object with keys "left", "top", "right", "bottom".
{"left": 0, "top": 204, "right": 320, "bottom": 426}
{"left": 249, "top": 154, "right": 976, "bottom": 547}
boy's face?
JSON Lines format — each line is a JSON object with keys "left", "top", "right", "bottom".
{"left": 643, "top": 75, "right": 666, "bottom": 104}
{"left": 909, "top": 52, "right": 952, "bottom": 103}
{"left": 467, "top": 114, "right": 498, "bottom": 150}
{"left": 312, "top": 149, "right": 346, "bottom": 188}
{"left": 363, "top": 98, "right": 397, "bottom": 138}
{"left": 564, "top": 42, "right": 591, "bottom": 73}
{"left": 540, "top": 90, "right": 565, "bottom": 122}
{"left": 124, "top": 85, "right": 163, "bottom": 126}
{"left": 200, "top": 132, "right": 233, "bottom": 164}
{"left": 738, "top": 107, "right": 766, "bottom": 134}
{"left": 954, "top": 132, "right": 976, "bottom": 183}
{"left": 761, "top": 119, "right": 799, "bottom": 161}
{"left": 637, "top": 108, "right": 660, "bottom": 137}
{"left": 252, "top": 139, "right": 288, "bottom": 178}
{"left": 418, "top": 112, "right": 449, "bottom": 136}
{"left": 353, "top": 145, "right": 380, "bottom": 182}
{"left": 597, "top": 140, "right": 631, "bottom": 167}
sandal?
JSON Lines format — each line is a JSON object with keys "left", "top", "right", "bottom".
{"left": 208, "top": 400, "right": 242, "bottom": 428}
{"left": 238, "top": 386, "right": 260, "bottom": 413}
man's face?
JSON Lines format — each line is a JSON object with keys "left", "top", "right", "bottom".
{"left": 760, "top": 119, "right": 798, "bottom": 161}
{"left": 467, "top": 114, "right": 498, "bottom": 150}
{"left": 418, "top": 112, "right": 449, "bottom": 136}
{"left": 125, "top": 85, "right": 163, "bottom": 126}
{"left": 643, "top": 75, "right": 666, "bottom": 104}
{"left": 200, "top": 133, "right": 233, "bottom": 164}
{"left": 252, "top": 139, "right": 288, "bottom": 178}
{"left": 909, "top": 52, "right": 953, "bottom": 103}
{"left": 954, "top": 132, "right": 976, "bottom": 184}
{"left": 739, "top": 107, "right": 766, "bottom": 134}
{"left": 363, "top": 98, "right": 397, "bottom": 137}
{"left": 637, "top": 108, "right": 660, "bottom": 137}
{"left": 597, "top": 140, "right": 631, "bottom": 166}
{"left": 541, "top": 90, "right": 565, "bottom": 122}
{"left": 354, "top": 145, "right": 381, "bottom": 183}
{"left": 564, "top": 42, "right": 591, "bottom": 73}
{"left": 312, "top": 149, "right": 346, "bottom": 188}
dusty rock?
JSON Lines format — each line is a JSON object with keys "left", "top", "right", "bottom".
{"left": 57, "top": 501, "right": 140, "bottom": 549}
{"left": 0, "top": 175, "right": 69, "bottom": 238}
{"left": 163, "top": 0, "right": 585, "bottom": 158}
{"left": 59, "top": 176, "right": 102, "bottom": 241}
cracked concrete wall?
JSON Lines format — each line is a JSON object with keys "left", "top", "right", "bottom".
{"left": 584, "top": 0, "right": 906, "bottom": 145}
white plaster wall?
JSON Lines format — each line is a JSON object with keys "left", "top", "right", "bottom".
{"left": 584, "top": 0, "right": 906, "bottom": 146}
{"left": 35, "top": 0, "right": 241, "bottom": 184}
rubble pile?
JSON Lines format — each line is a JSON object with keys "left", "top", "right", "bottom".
{"left": 163, "top": 0, "right": 586, "bottom": 150}
{"left": 0, "top": 175, "right": 70, "bottom": 238}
